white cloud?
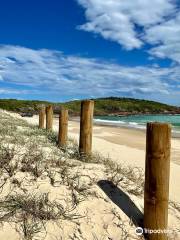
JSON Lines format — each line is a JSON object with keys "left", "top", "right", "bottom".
{"left": 77, "top": 0, "right": 180, "bottom": 62}
{"left": 0, "top": 45, "right": 179, "bottom": 105}
{"left": 145, "top": 12, "right": 180, "bottom": 62}
{"left": 0, "top": 89, "right": 21, "bottom": 94}
{"left": 0, "top": 87, "right": 33, "bottom": 95}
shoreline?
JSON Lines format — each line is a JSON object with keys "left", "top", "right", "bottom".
{"left": 1, "top": 110, "right": 180, "bottom": 239}
{"left": 68, "top": 116, "right": 180, "bottom": 139}
{"left": 7, "top": 112, "right": 180, "bottom": 202}
{"left": 14, "top": 112, "right": 180, "bottom": 167}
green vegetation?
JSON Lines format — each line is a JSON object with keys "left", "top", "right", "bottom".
{"left": 0, "top": 110, "right": 141, "bottom": 239}
{"left": 0, "top": 111, "right": 179, "bottom": 239}
{"left": 62, "top": 97, "right": 180, "bottom": 115}
{"left": 0, "top": 97, "right": 179, "bottom": 116}
{"left": 0, "top": 99, "right": 50, "bottom": 112}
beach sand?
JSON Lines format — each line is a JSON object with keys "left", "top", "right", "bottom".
{"left": 1, "top": 112, "right": 179, "bottom": 240}
{"left": 68, "top": 120, "right": 180, "bottom": 203}
{"left": 24, "top": 115, "right": 180, "bottom": 203}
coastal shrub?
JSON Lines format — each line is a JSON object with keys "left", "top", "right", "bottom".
{"left": 106, "top": 163, "right": 144, "bottom": 196}
{"left": 0, "top": 144, "right": 19, "bottom": 177}
{"left": 0, "top": 193, "right": 81, "bottom": 239}
{"left": 1, "top": 110, "right": 180, "bottom": 240}
{"left": 0, "top": 97, "right": 178, "bottom": 116}
{"left": 21, "top": 127, "right": 58, "bottom": 145}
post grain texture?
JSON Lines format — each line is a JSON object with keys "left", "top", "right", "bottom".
{"left": 58, "top": 109, "right": 68, "bottom": 148}
{"left": 39, "top": 106, "right": 45, "bottom": 129}
{"left": 144, "top": 122, "right": 171, "bottom": 240}
{"left": 46, "top": 105, "right": 53, "bottom": 130}
{"left": 79, "top": 100, "right": 94, "bottom": 156}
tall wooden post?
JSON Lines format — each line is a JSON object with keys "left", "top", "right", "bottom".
{"left": 79, "top": 100, "right": 94, "bottom": 156}
{"left": 39, "top": 106, "right": 45, "bottom": 129}
{"left": 58, "top": 109, "right": 68, "bottom": 148}
{"left": 144, "top": 122, "right": 171, "bottom": 240}
{"left": 46, "top": 105, "right": 53, "bottom": 130}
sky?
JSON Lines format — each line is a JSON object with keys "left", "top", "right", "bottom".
{"left": 0, "top": 0, "right": 180, "bottom": 105}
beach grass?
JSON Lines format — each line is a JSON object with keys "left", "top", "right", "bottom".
{"left": 0, "top": 110, "right": 179, "bottom": 240}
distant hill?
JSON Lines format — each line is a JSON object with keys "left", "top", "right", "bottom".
{"left": 0, "top": 97, "right": 179, "bottom": 116}
{"left": 62, "top": 97, "right": 180, "bottom": 116}
{"left": 0, "top": 99, "right": 50, "bottom": 112}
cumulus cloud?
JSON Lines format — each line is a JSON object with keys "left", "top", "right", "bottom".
{"left": 77, "top": 0, "right": 180, "bottom": 62}
{"left": 146, "top": 12, "right": 180, "bottom": 62}
{"left": 0, "top": 45, "right": 179, "bottom": 104}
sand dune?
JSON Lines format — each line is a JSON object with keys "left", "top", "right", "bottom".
{"left": 0, "top": 111, "right": 179, "bottom": 240}
{"left": 23, "top": 114, "right": 180, "bottom": 203}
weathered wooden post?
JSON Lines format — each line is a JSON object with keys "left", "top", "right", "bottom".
{"left": 39, "top": 106, "right": 45, "bottom": 129}
{"left": 144, "top": 122, "right": 171, "bottom": 240}
{"left": 58, "top": 108, "right": 68, "bottom": 148}
{"left": 46, "top": 105, "right": 53, "bottom": 130}
{"left": 79, "top": 100, "right": 94, "bottom": 156}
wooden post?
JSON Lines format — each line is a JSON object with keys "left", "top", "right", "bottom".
{"left": 58, "top": 109, "right": 68, "bottom": 148}
{"left": 46, "top": 105, "right": 53, "bottom": 130}
{"left": 79, "top": 100, "right": 94, "bottom": 156}
{"left": 39, "top": 106, "right": 45, "bottom": 129}
{"left": 144, "top": 122, "right": 171, "bottom": 240}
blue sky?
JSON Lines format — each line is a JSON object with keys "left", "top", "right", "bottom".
{"left": 0, "top": 0, "right": 179, "bottom": 105}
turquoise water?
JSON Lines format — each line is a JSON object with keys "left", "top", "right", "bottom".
{"left": 94, "top": 114, "right": 180, "bottom": 135}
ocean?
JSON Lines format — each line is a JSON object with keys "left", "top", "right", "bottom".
{"left": 94, "top": 114, "right": 180, "bottom": 137}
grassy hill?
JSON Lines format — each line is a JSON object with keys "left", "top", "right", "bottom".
{"left": 0, "top": 97, "right": 179, "bottom": 116}
{"left": 62, "top": 97, "right": 180, "bottom": 115}
{"left": 0, "top": 99, "right": 50, "bottom": 112}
